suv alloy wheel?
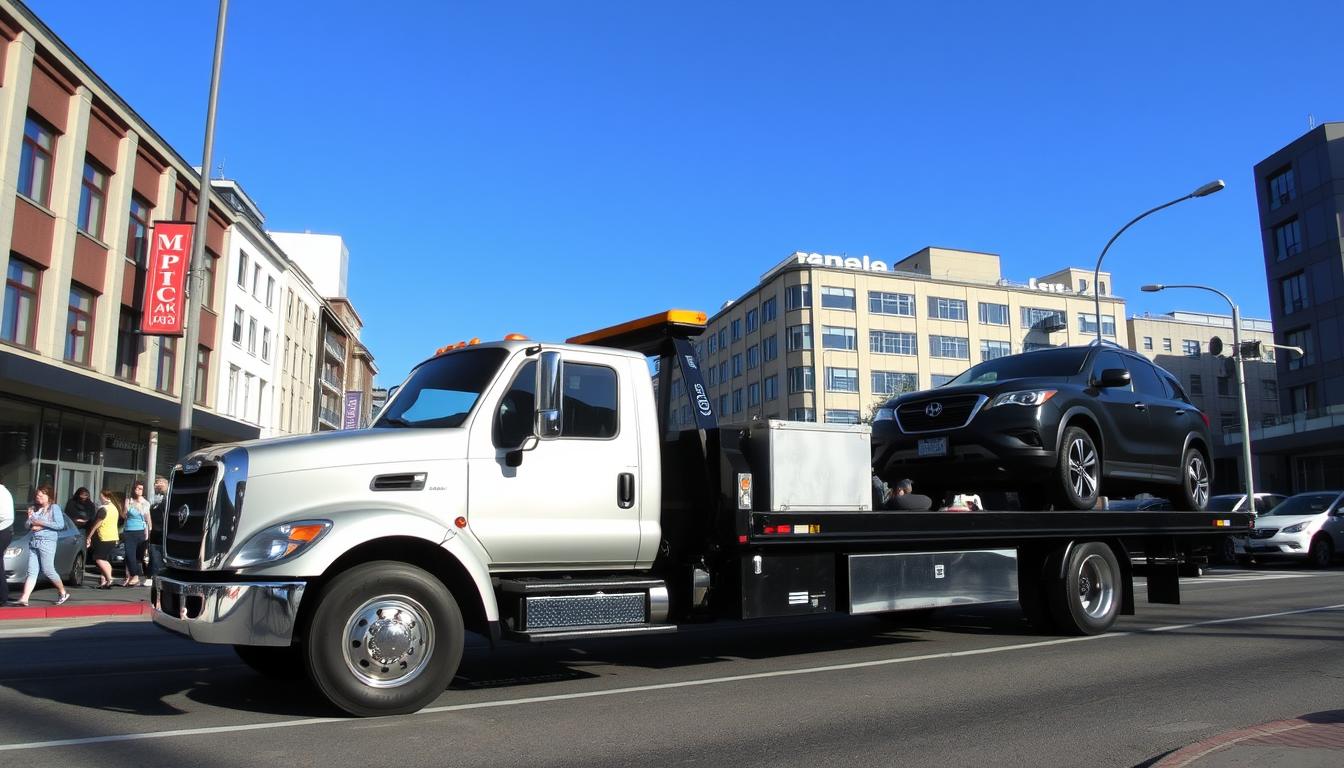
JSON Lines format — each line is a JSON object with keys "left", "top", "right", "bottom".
{"left": 1056, "top": 426, "right": 1101, "bottom": 510}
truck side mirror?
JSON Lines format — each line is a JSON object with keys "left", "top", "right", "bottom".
{"left": 535, "top": 351, "right": 562, "bottom": 439}
{"left": 1095, "top": 368, "right": 1131, "bottom": 389}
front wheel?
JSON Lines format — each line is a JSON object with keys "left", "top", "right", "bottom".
{"left": 304, "top": 561, "right": 464, "bottom": 717}
{"left": 1307, "top": 536, "right": 1334, "bottom": 569}
{"left": 1054, "top": 427, "right": 1101, "bottom": 510}
{"left": 1048, "top": 542, "right": 1122, "bottom": 635}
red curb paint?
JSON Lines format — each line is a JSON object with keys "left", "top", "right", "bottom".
{"left": 1152, "top": 718, "right": 1344, "bottom": 767}
{"left": 0, "top": 602, "right": 151, "bottom": 621}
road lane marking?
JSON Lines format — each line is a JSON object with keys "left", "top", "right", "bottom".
{"left": 2, "top": 602, "right": 1342, "bottom": 752}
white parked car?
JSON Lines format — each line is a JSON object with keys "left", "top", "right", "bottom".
{"left": 1215, "top": 493, "right": 1289, "bottom": 560}
{"left": 1237, "top": 491, "right": 1344, "bottom": 568}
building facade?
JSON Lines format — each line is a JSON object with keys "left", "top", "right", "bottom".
{"left": 278, "top": 263, "right": 321, "bottom": 436}
{"left": 1250, "top": 123, "right": 1344, "bottom": 490}
{"left": 695, "top": 248, "right": 1125, "bottom": 427}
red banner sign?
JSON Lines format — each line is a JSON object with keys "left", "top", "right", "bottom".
{"left": 139, "top": 221, "right": 195, "bottom": 336}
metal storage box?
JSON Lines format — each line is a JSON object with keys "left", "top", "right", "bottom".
{"left": 745, "top": 419, "right": 871, "bottom": 511}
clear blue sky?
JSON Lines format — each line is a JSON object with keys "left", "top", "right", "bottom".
{"left": 26, "top": 0, "right": 1341, "bottom": 384}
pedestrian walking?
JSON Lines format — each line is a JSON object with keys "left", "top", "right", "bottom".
{"left": 65, "top": 487, "right": 96, "bottom": 531}
{"left": 0, "top": 481, "right": 14, "bottom": 607}
{"left": 86, "top": 489, "right": 120, "bottom": 589}
{"left": 121, "top": 480, "right": 151, "bottom": 588}
{"left": 147, "top": 475, "right": 168, "bottom": 583}
{"left": 13, "top": 484, "right": 69, "bottom": 607}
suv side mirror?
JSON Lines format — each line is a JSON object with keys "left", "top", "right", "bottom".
{"left": 1096, "top": 368, "right": 1131, "bottom": 388}
{"left": 535, "top": 351, "right": 562, "bottom": 439}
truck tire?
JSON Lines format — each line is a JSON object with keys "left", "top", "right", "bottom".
{"left": 1054, "top": 427, "right": 1101, "bottom": 510}
{"left": 234, "top": 644, "right": 306, "bottom": 680}
{"left": 1047, "top": 542, "right": 1122, "bottom": 635}
{"left": 303, "top": 561, "right": 464, "bottom": 717}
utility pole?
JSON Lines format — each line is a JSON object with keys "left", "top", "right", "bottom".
{"left": 176, "top": 0, "right": 229, "bottom": 461}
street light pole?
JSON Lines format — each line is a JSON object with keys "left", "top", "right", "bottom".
{"left": 176, "top": 0, "right": 229, "bottom": 461}
{"left": 1141, "top": 283, "right": 1254, "bottom": 512}
{"left": 1093, "top": 180, "right": 1226, "bottom": 344}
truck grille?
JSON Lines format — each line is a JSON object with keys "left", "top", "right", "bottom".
{"left": 164, "top": 465, "right": 219, "bottom": 563}
{"left": 896, "top": 395, "right": 986, "bottom": 433}
{"left": 1251, "top": 528, "right": 1278, "bottom": 539}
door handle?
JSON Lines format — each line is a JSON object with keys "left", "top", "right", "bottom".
{"left": 1174, "top": 409, "right": 1187, "bottom": 416}
{"left": 1133, "top": 402, "right": 1148, "bottom": 411}
{"left": 617, "top": 472, "right": 635, "bottom": 509}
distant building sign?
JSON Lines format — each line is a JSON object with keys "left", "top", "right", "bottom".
{"left": 139, "top": 221, "right": 195, "bottom": 336}
{"left": 343, "top": 391, "right": 362, "bottom": 430}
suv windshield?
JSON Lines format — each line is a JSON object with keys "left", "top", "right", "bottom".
{"left": 376, "top": 348, "right": 510, "bottom": 428}
{"left": 946, "top": 347, "right": 1090, "bottom": 387}
{"left": 1261, "top": 492, "right": 1340, "bottom": 517}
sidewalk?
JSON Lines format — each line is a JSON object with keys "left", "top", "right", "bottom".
{"left": 1, "top": 580, "right": 152, "bottom": 621}
{"left": 1152, "top": 710, "right": 1344, "bottom": 767}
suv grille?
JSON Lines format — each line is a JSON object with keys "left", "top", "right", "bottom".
{"left": 1251, "top": 528, "right": 1278, "bottom": 539}
{"left": 164, "top": 465, "right": 219, "bottom": 563}
{"left": 896, "top": 395, "right": 985, "bottom": 433}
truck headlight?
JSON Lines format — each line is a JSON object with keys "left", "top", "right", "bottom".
{"left": 874, "top": 407, "right": 895, "bottom": 422}
{"left": 987, "top": 390, "right": 1058, "bottom": 408}
{"left": 1280, "top": 521, "right": 1311, "bottom": 534}
{"left": 228, "top": 521, "right": 331, "bottom": 568}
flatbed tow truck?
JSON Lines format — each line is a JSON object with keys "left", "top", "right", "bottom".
{"left": 151, "top": 310, "right": 1252, "bottom": 716}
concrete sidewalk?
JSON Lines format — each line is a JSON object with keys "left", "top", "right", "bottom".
{"left": 1152, "top": 710, "right": 1344, "bottom": 767}
{"left": 1, "top": 580, "right": 151, "bottom": 620}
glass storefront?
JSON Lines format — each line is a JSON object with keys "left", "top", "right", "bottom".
{"left": 1, "top": 394, "right": 178, "bottom": 516}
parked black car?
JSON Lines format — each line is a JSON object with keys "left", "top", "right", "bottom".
{"left": 872, "top": 345, "right": 1213, "bottom": 511}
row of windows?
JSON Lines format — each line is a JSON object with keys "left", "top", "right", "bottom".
{"left": 231, "top": 306, "right": 273, "bottom": 362}
{"left": 1187, "top": 374, "right": 1277, "bottom": 400}
{"left": 235, "top": 251, "right": 277, "bottom": 309}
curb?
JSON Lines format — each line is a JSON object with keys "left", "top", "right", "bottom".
{"left": 1153, "top": 716, "right": 1344, "bottom": 767}
{"left": 0, "top": 602, "right": 151, "bottom": 621}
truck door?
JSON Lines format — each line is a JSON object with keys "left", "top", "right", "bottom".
{"left": 467, "top": 352, "right": 642, "bottom": 568}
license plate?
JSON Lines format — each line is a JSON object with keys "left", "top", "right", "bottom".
{"left": 918, "top": 437, "right": 948, "bottom": 457}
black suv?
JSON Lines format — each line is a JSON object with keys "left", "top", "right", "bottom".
{"left": 871, "top": 345, "right": 1212, "bottom": 511}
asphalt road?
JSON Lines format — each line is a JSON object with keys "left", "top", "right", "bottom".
{"left": 1, "top": 566, "right": 1342, "bottom": 768}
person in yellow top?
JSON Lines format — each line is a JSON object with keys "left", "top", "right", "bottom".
{"left": 85, "top": 489, "right": 120, "bottom": 589}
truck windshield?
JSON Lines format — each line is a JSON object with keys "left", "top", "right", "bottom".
{"left": 946, "top": 347, "right": 1090, "bottom": 386}
{"left": 376, "top": 348, "right": 509, "bottom": 428}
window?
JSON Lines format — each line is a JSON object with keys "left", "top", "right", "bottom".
{"left": 77, "top": 159, "right": 109, "bottom": 237}
{"left": 731, "top": 318, "right": 742, "bottom": 341}
{"left": 227, "top": 365, "right": 240, "bottom": 416}
{"left": 787, "top": 324, "right": 812, "bottom": 351}
{"left": 1189, "top": 374, "right": 1203, "bottom": 395}
{"left": 762, "top": 297, "right": 777, "bottom": 323}
{"left": 980, "top": 339, "right": 1011, "bottom": 361}
{"left": 820, "top": 286, "right": 855, "bottom": 310}
{"left": 1289, "top": 384, "right": 1314, "bottom": 413}
{"left": 1099, "top": 281, "right": 1107, "bottom": 296}
{"left": 764, "top": 375, "right": 778, "bottom": 401}
{"left": 115, "top": 307, "right": 140, "bottom": 380}
{"left": 1077, "top": 313, "right": 1116, "bottom": 336}
{"left": 265, "top": 276, "right": 276, "bottom": 309}
{"left": 64, "top": 285, "right": 95, "bottom": 365}
{"left": 872, "top": 371, "right": 917, "bottom": 395}
{"left": 1280, "top": 272, "right": 1308, "bottom": 314}
{"left": 789, "top": 407, "right": 815, "bottom": 422}
{"left": 785, "top": 284, "right": 811, "bottom": 310}
{"left": 825, "top": 367, "right": 859, "bottom": 392}
{"left": 156, "top": 337, "right": 177, "bottom": 393}
{"left": 707, "top": 365, "right": 716, "bottom": 386}
{"left": 978, "top": 302, "right": 1008, "bottom": 325}
{"left": 262, "top": 328, "right": 272, "bottom": 362}
{"left": 821, "top": 325, "right": 856, "bottom": 350}
{"left": 928, "top": 296, "right": 967, "bottom": 321}
{"left": 1285, "top": 327, "right": 1314, "bottom": 369}
{"left": 1128, "top": 359, "right": 1167, "bottom": 398}
{"left": 1162, "top": 338, "right": 1172, "bottom": 352}
{"left": 718, "top": 361, "right": 727, "bottom": 382}
{"left": 788, "top": 366, "right": 813, "bottom": 393}
{"left": 825, "top": 409, "right": 860, "bottom": 425}
{"left": 232, "top": 307, "right": 244, "bottom": 344}
{"left": 1182, "top": 339, "right": 1200, "bottom": 357}
{"left": 1220, "top": 414, "right": 1238, "bottom": 432}
{"left": 237, "top": 251, "right": 249, "bottom": 287}
{"left": 1021, "top": 307, "right": 1065, "bottom": 330}
{"left": 762, "top": 335, "right": 778, "bottom": 361}
{"left": 1268, "top": 166, "right": 1296, "bottom": 210}
{"left": 930, "top": 374, "right": 955, "bottom": 387}
{"left": 929, "top": 335, "right": 969, "bottom": 359}
{"left": 2, "top": 257, "right": 40, "bottom": 347}
{"left": 748, "top": 382, "right": 761, "bottom": 407}
{"left": 1263, "top": 379, "right": 1278, "bottom": 400}
{"left": 1078, "top": 278, "right": 1089, "bottom": 293}
{"left": 247, "top": 317, "right": 258, "bottom": 355}
{"left": 870, "top": 330, "right": 917, "bottom": 356}
{"left": 731, "top": 353, "right": 742, "bottom": 378}
{"left": 562, "top": 363, "right": 618, "bottom": 438}
{"left": 732, "top": 388, "right": 742, "bottom": 414}
{"left": 252, "top": 264, "right": 262, "bottom": 297}
{"left": 746, "top": 345, "right": 759, "bottom": 369}
{"left": 719, "top": 394, "right": 729, "bottom": 414}
{"left": 19, "top": 116, "right": 56, "bottom": 206}
{"left": 195, "top": 346, "right": 210, "bottom": 406}
{"left": 869, "top": 291, "right": 915, "bottom": 317}
{"left": 202, "top": 254, "right": 217, "bottom": 311}
{"left": 126, "top": 197, "right": 150, "bottom": 265}
{"left": 1143, "top": 336, "right": 1153, "bottom": 350}
{"left": 1217, "top": 375, "right": 1232, "bottom": 397}
{"left": 707, "top": 333, "right": 717, "bottom": 355}
{"left": 1273, "top": 218, "right": 1302, "bottom": 261}
{"left": 718, "top": 328, "right": 727, "bottom": 350}
{"left": 745, "top": 308, "right": 758, "bottom": 333}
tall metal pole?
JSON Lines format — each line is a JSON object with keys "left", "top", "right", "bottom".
{"left": 176, "top": 0, "right": 229, "bottom": 461}
{"left": 1230, "top": 304, "right": 1256, "bottom": 510}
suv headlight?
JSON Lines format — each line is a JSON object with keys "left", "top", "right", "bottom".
{"left": 987, "top": 390, "right": 1057, "bottom": 408}
{"left": 874, "top": 407, "right": 895, "bottom": 422}
{"left": 1280, "top": 521, "right": 1312, "bottom": 534}
{"left": 227, "top": 520, "right": 331, "bottom": 568}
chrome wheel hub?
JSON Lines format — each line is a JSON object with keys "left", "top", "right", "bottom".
{"left": 1077, "top": 554, "right": 1114, "bottom": 620}
{"left": 1188, "top": 455, "right": 1209, "bottom": 508}
{"left": 1068, "top": 438, "right": 1099, "bottom": 500}
{"left": 342, "top": 596, "right": 435, "bottom": 688}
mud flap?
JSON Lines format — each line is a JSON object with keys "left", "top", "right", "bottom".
{"left": 1143, "top": 535, "right": 1181, "bottom": 605}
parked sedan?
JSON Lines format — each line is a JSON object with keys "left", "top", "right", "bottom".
{"left": 4, "top": 513, "right": 88, "bottom": 588}
{"left": 1213, "top": 493, "right": 1289, "bottom": 561}
{"left": 1238, "top": 491, "right": 1344, "bottom": 568}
